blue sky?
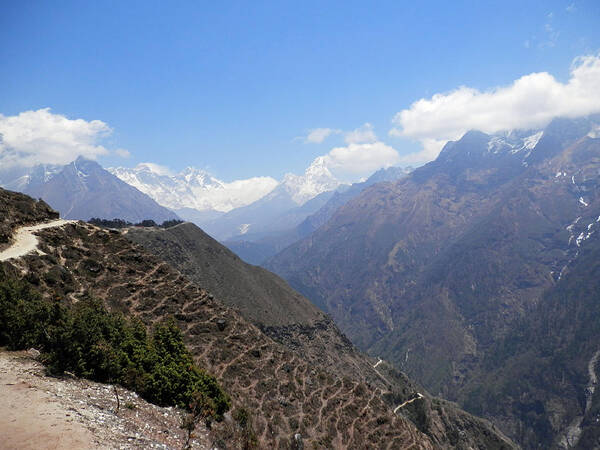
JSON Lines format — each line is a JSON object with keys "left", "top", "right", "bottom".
{"left": 1, "top": 0, "right": 599, "bottom": 181}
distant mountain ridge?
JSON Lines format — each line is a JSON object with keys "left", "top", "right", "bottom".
{"left": 110, "top": 155, "right": 341, "bottom": 217}
{"left": 226, "top": 165, "right": 412, "bottom": 264}
{"left": 108, "top": 163, "right": 278, "bottom": 213}
{"left": 110, "top": 157, "right": 344, "bottom": 244}
{"left": 0, "top": 157, "right": 179, "bottom": 223}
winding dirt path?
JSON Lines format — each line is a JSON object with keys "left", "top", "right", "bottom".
{"left": 0, "top": 219, "right": 75, "bottom": 262}
{"left": 0, "top": 351, "right": 209, "bottom": 449}
{"left": 394, "top": 393, "right": 424, "bottom": 413}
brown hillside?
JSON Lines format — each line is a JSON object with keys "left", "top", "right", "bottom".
{"left": 124, "top": 221, "right": 515, "bottom": 449}
{"left": 2, "top": 220, "right": 434, "bottom": 448}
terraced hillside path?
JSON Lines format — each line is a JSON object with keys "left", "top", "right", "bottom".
{"left": 0, "top": 219, "right": 75, "bottom": 261}
{"left": 372, "top": 357, "right": 425, "bottom": 415}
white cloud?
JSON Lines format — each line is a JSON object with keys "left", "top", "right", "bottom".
{"left": 304, "top": 128, "right": 340, "bottom": 143}
{"left": 322, "top": 141, "right": 400, "bottom": 179}
{"left": 201, "top": 177, "right": 278, "bottom": 211}
{"left": 300, "top": 124, "right": 400, "bottom": 180}
{"left": 390, "top": 53, "right": 600, "bottom": 164}
{"left": 542, "top": 19, "right": 559, "bottom": 48}
{"left": 114, "top": 148, "right": 131, "bottom": 158}
{"left": 344, "top": 123, "right": 377, "bottom": 144}
{"left": 566, "top": 3, "right": 576, "bottom": 13}
{"left": 0, "top": 108, "right": 125, "bottom": 167}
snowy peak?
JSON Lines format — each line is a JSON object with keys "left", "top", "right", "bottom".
{"left": 281, "top": 156, "right": 341, "bottom": 204}
{"left": 108, "top": 165, "right": 278, "bottom": 213}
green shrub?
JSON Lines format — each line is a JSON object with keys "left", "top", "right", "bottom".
{"left": 0, "top": 273, "right": 230, "bottom": 419}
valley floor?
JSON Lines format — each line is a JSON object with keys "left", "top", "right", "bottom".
{"left": 0, "top": 350, "right": 209, "bottom": 449}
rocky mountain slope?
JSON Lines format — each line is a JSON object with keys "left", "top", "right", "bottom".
{"left": 0, "top": 157, "right": 179, "bottom": 223}
{"left": 123, "top": 220, "right": 515, "bottom": 448}
{"left": 266, "top": 116, "right": 600, "bottom": 447}
{"left": 460, "top": 231, "right": 600, "bottom": 449}
{"left": 0, "top": 187, "right": 514, "bottom": 449}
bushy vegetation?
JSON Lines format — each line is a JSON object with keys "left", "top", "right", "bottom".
{"left": 88, "top": 218, "right": 184, "bottom": 229}
{"left": 0, "top": 274, "right": 230, "bottom": 419}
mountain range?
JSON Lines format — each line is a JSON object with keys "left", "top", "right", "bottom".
{"left": 0, "top": 187, "right": 514, "bottom": 448}
{"left": 0, "top": 157, "right": 178, "bottom": 223}
{"left": 266, "top": 115, "right": 600, "bottom": 448}
{"left": 108, "top": 163, "right": 278, "bottom": 214}
{"left": 110, "top": 156, "right": 342, "bottom": 233}
{"left": 226, "top": 166, "right": 412, "bottom": 264}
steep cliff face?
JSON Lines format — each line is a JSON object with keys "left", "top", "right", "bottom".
{"left": 266, "top": 117, "right": 600, "bottom": 447}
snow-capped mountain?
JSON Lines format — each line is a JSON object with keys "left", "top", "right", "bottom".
{"left": 185, "top": 158, "right": 343, "bottom": 241}
{"left": 109, "top": 164, "right": 278, "bottom": 213}
{"left": 0, "top": 163, "right": 62, "bottom": 192}
{"left": 279, "top": 156, "right": 341, "bottom": 204}
{"left": 110, "top": 156, "right": 341, "bottom": 218}
{"left": 0, "top": 157, "right": 179, "bottom": 222}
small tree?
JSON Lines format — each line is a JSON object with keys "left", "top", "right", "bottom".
{"left": 181, "top": 391, "right": 216, "bottom": 449}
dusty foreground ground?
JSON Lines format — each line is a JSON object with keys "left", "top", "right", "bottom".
{"left": 0, "top": 350, "right": 209, "bottom": 449}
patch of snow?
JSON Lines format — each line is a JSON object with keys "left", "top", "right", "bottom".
{"left": 522, "top": 131, "right": 543, "bottom": 150}
{"left": 280, "top": 156, "right": 341, "bottom": 204}
{"left": 238, "top": 223, "right": 251, "bottom": 235}
{"left": 580, "top": 197, "right": 589, "bottom": 207}
{"left": 487, "top": 136, "right": 514, "bottom": 154}
{"left": 587, "top": 124, "right": 600, "bottom": 138}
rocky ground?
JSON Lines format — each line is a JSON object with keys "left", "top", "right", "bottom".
{"left": 0, "top": 350, "right": 209, "bottom": 449}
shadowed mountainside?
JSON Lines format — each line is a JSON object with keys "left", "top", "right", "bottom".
{"left": 266, "top": 116, "right": 600, "bottom": 448}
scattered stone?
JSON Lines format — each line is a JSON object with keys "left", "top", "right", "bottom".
{"left": 292, "top": 433, "right": 303, "bottom": 450}
{"left": 27, "top": 348, "right": 41, "bottom": 359}
{"left": 216, "top": 319, "right": 227, "bottom": 331}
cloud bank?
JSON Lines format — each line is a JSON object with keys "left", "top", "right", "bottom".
{"left": 0, "top": 108, "right": 126, "bottom": 167}
{"left": 315, "top": 123, "right": 400, "bottom": 180}
{"left": 391, "top": 53, "right": 600, "bottom": 164}
{"left": 304, "top": 128, "right": 341, "bottom": 144}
